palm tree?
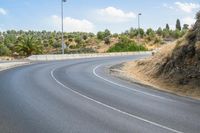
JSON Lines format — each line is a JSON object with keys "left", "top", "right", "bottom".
{"left": 16, "top": 35, "right": 43, "bottom": 56}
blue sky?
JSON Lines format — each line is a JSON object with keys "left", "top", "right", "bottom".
{"left": 0, "top": 0, "right": 199, "bottom": 33}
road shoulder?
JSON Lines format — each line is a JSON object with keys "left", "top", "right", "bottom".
{"left": 109, "top": 62, "right": 200, "bottom": 101}
{"left": 0, "top": 61, "right": 31, "bottom": 72}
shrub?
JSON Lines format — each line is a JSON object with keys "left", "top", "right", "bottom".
{"left": 112, "top": 33, "right": 119, "bottom": 38}
{"left": 97, "top": 29, "right": 111, "bottom": 40}
{"left": 146, "top": 28, "right": 155, "bottom": 36}
{"left": 74, "top": 36, "right": 82, "bottom": 45}
{"left": 156, "top": 27, "right": 163, "bottom": 36}
{"left": 108, "top": 37, "right": 147, "bottom": 52}
{"left": 104, "top": 37, "right": 110, "bottom": 45}
{"left": 154, "top": 37, "right": 162, "bottom": 44}
{"left": 0, "top": 44, "right": 11, "bottom": 56}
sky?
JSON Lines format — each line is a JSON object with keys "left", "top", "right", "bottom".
{"left": 0, "top": 0, "right": 199, "bottom": 33}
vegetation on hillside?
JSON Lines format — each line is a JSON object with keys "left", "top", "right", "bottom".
{"left": 0, "top": 19, "right": 188, "bottom": 57}
{"left": 108, "top": 36, "right": 147, "bottom": 52}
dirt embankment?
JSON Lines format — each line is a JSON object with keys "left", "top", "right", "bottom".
{"left": 112, "top": 11, "right": 200, "bottom": 99}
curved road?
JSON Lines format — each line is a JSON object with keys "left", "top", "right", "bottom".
{"left": 0, "top": 55, "right": 200, "bottom": 133}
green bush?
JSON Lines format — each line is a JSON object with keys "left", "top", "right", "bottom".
{"left": 0, "top": 44, "right": 11, "bottom": 56}
{"left": 97, "top": 29, "right": 111, "bottom": 40}
{"left": 108, "top": 37, "right": 147, "bottom": 52}
{"left": 74, "top": 36, "right": 82, "bottom": 45}
{"left": 104, "top": 37, "right": 110, "bottom": 45}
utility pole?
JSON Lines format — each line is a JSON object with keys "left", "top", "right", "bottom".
{"left": 61, "top": 0, "right": 66, "bottom": 54}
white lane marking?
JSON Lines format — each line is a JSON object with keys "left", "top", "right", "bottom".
{"left": 93, "top": 64, "right": 175, "bottom": 101}
{"left": 51, "top": 68, "right": 183, "bottom": 133}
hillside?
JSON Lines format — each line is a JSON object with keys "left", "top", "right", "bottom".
{"left": 0, "top": 20, "right": 187, "bottom": 60}
{"left": 120, "top": 11, "right": 200, "bottom": 99}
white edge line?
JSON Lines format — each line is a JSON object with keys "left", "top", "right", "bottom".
{"left": 93, "top": 64, "right": 172, "bottom": 101}
{"left": 51, "top": 68, "right": 183, "bottom": 133}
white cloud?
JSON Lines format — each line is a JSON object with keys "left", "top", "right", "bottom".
{"left": 0, "top": 8, "right": 7, "bottom": 15}
{"left": 51, "top": 15, "right": 94, "bottom": 32}
{"left": 163, "top": 3, "right": 174, "bottom": 9}
{"left": 96, "top": 6, "right": 136, "bottom": 23}
{"left": 182, "top": 17, "right": 195, "bottom": 26}
{"left": 175, "top": 2, "right": 200, "bottom": 13}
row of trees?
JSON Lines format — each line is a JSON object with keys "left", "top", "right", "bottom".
{"left": 123, "top": 19, "right": 188, "bottom": 41}
{"left": 96, "top": 27, "right": 187, "bottom": 47}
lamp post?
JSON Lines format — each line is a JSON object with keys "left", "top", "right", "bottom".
{"left": 61, "top": 0, "right": 66, "bottom": 54}
{"left": 138, "top": 13, "right": 142, "bottom": 42}
{"left": 138, "top": 13, "right": 142, "bottom": 51}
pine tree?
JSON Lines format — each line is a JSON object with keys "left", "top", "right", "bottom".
{"left": 176, "top": 19, "right": 181, "bottom": 31}
{"left": 166, "top": 24, "right": 170, "bottom": 30}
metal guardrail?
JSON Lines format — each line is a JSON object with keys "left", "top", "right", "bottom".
{"left": 27, "top": 52, "right": 151, "bottom": 61}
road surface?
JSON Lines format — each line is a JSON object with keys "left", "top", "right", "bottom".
{"left": 0, "top": 55, "right": 200, "bottom": 133}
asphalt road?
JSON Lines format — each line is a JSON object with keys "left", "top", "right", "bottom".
{"left": 0, "top": 55, "right": 200, "bottom": 133}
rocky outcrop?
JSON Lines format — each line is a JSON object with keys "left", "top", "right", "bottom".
{"left": 156, "top": 11, "right": 200, "bottom": 88}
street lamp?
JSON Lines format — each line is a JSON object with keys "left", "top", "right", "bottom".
{"left": 137, "top": 13, "right": 142, "bottom": 52}
{"left": 61, "top": 0, "right": 67, "bottom": 54}
{"left": 138, "top": 13, "right": 142, "bottom": 47}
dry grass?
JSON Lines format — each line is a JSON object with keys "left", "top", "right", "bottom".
{"left": 97, "top": 38, "right": 119, "bottom": 53}
{"left": 120, "top": 42, "right": 200, "bottom": 100}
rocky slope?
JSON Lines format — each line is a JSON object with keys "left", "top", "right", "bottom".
{"left": 120, "top": 11, "right": 200, "bottom": 99}
{"left": 156, "top": 11, "right": 200, "bottom": 88}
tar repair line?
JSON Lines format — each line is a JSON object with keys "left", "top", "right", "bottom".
{"left": 51, "top": 68, "right": 183, "bottom": 133}
{"left": 93, "top": 64, "right": 174, "bottom": 101}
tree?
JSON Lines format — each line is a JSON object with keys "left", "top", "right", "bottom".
{"left": 82, "top": 34, "right": 88, "bottom": 40}
{"left": 104, "top": 29, "right": 111, "bottom": 37}
{"left": 162, "top": 29, "right": 170, "bottom": 38}
{"left": 195, "top": 11, "right": 200, "bottom": 41}
{"left": 104, "top": 37, "right": 110, "bottom": 45}
{"left": 74, "top": 36, "right": 82, "bottom": 45}
{"left": 196, "top": 10, "right": 200, "bottom": 20}
{"left": 146, "top": 28, "right": 155, "bottom": 36}
{"left": 112, "top": 33, "right": 119, "bottom": 38}
{"left": 146, "top": 28, "right": 156, "bottom": 41}
{"left": 183, "top": 24, "right": 189, "bottom": 30}
{"left": 172, "top": 30, "right": 181, "bottom": 39}
{"left": 129, "top": 28, "right": 138, "bottom": 38}
{"left": 15, "top": 35, "right": 43, "bottom": 56}
{"left": 49, "top": 36, "right": 55, "bottom": 47}
{"left": 176, "top": 19, "right": 181, "bottom": 31}
{"left": 166, "top": 24, "right": 170, "bottom": 30}
{"left": 97, "top": 29, "right": 111, "bottom": 40}
{"left": 138, "top": 28, "right": 145, "bottom": 38}
{"left": 97, "top": 31, "right": 104, "bottom": 40}
{"left": 156, "top": 27, "right": 163, "bottom": 36}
